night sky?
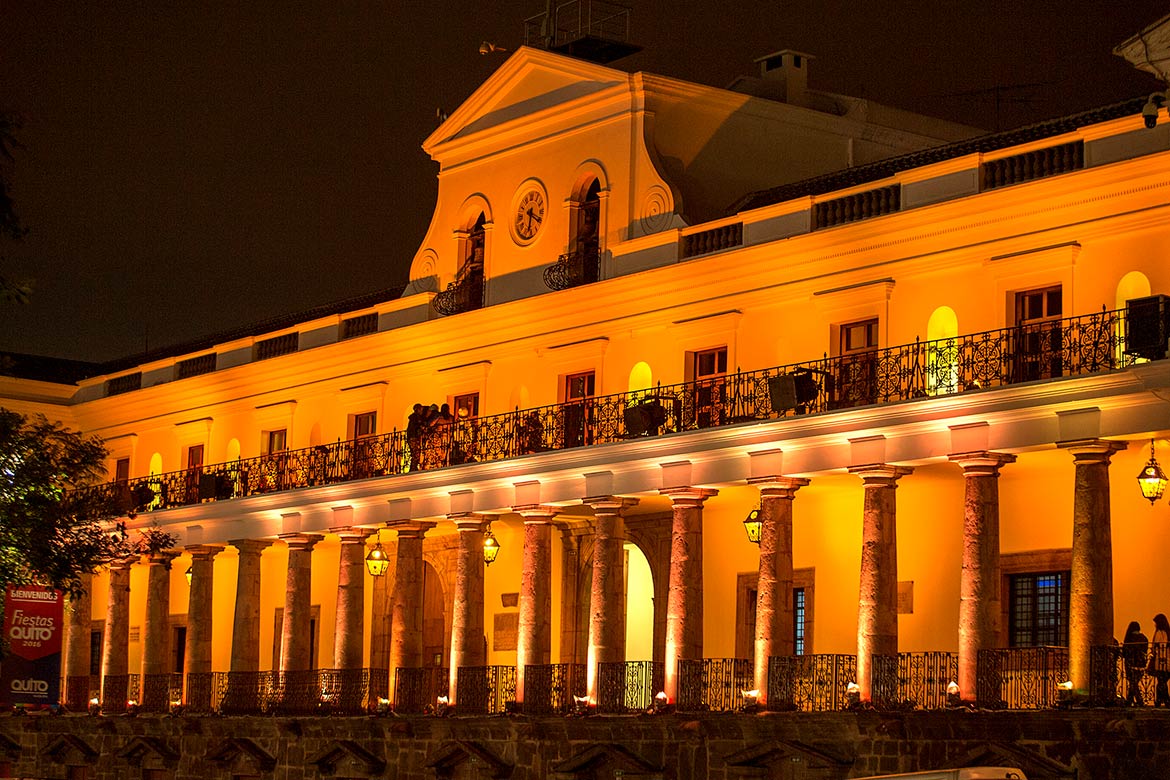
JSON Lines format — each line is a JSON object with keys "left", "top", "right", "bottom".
{"left": 2, "top": 1, "right": 1167, "bottom": 363}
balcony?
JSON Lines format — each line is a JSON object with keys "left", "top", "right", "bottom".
{"left": 543, "top": 249, "right": 600, "bottom": 291}
{"left": 433, "top": 255, "right": 485, "bottom": 316}
{"left": 89, "top": 306, "right": 1151, "bottom": 516}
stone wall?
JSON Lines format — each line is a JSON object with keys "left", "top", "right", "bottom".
{"left": 0, "top": 709, "right": 1168, "bottom": 779}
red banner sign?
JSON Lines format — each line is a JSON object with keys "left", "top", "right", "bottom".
{"left": 1, "top": 585, "right": 64, "bottom": 706}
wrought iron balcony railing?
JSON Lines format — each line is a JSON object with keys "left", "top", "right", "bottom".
{"left": 595, "top": 660, "right": 663, "bottom": 714}
{"left": 871, "top": 652, "right": 957, "bottom": 710}
{"left": 766, "top": 654, "right": 857, "bottom": 712}
{"left": 455, "top": 665, "right": 517, "bottom": 715}
{"left": 393, "top": 666, "right": 450, "bottom": 713}
{"left": 87, "top": 307, "right": 1149, "bottom": 516}
{"left": 543, "top": 249, "right": 600, "bottom": 290}
{"left": 522, "top": 663, "right": 587, "bottom": 716}
{"left": 676, "top": 657, "right": 753, "bottom": 712}
{"left": 975, "top": 646, "right": 1069, "bottom": 710}
{"left": 180, "top": 668, "right": 388, "bottom": 716}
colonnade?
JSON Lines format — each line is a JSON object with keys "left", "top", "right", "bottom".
{"left": 61, "top": 439, "right": 1124, "bottom": 708}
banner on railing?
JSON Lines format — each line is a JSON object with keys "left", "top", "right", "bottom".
{"left": 1, "top": 584, "right": 64, "bottom": 707}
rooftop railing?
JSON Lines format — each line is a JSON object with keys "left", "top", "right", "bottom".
{"left": 88, "top": 306, "right": 1147, "bottom": 516}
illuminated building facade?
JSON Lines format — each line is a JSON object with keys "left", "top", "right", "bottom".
{"left": 3, "top": 44, "right": 1170, "bottom": 779}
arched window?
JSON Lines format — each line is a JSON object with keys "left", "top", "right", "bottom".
{"left": 573, "top": 179, "right": 601, "bottom": 284}
{"left": 926, "top": 306, "right": 959, "bottom": 395}
{"left": 461, "top": 213, "right": 486, "bottom": 309}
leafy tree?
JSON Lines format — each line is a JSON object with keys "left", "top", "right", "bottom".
{"left": 0, "top": 408, "right": 128, "bottom": 599}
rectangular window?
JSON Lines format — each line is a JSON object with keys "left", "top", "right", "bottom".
{"left": 835, "top": 318, "right": 879, "bottom": 408}
{"left": 691, "top": 347, "right": 727, "bottom": 429}
{"left": 266, "top": 429, "right": 288, "bottom": 454}
{"left": 186, "top": 445, "right": 204, "bottom": 470}
{"left": 565, "top": 371, "right": 595, "bottom": 401}
{"left": 114, "top": 457, "right": 130, "bottom": 483}
{"left": 693, "top": 347, "right": 728, "bottom": 379}
{"left": 172, "top": 625, "right": 187, "bottom": 674}
{"left": 353, "top": 412, "right": 377, "bottom": 439}
{"left": 1013, "top": 285, "right": 1064, "bottom": 382}
{"left": 840, "top": 318, "right": 879, "bottom": 354}
{"left": 89, "top": 629, "right": 103, "bottom": 677}
{"left": 453, "top": 393, "right": 479, "bottom": 420}
{"left": 563, "top": 372, "right": 595, "bottom": 448}
{"left": 794, "top": 587, "right": 806, "bottom": 655}
{"left": 1009, "top": 571, "right": 1070, "bottom": 647}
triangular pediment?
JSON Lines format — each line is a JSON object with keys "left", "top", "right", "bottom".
{"left": 116, "top": 736, "right": 179, "bottom": 766}
{"left": 206, "top": 737, "right": 277, "bottom": 772}
{"left": 943, "top": 742, "right": 1073, "bottom": 778}
{"left": 310, "top": 739, "right": 386, "bottom": 776}
{"left": 551, "top": 743, "right": 663, "bottom": 777}
{"left": 723, "top": 740, "right": 852, "bottom": 770}
{"left": 41, "top": 734, "right": 98, "bottom": 763}
{"left": 425, "top": 740, "right": 511, "bottom": 778}
{"left": 425, "top": 47, "right": 626, "bottom": 153}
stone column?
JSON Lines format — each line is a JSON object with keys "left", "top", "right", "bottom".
{"left": 584, "top": 497, "right": 638, "bottom": 702}
{"left": 184, "top": 545, "right": 222, "bottom": 709}
{"left": 369, "top": 534, "right": 392, "bottom": 675}
{"left": 849, "top": 465, "right": 912, "bottom": 702}
{"left": 515, "top": 506, "right": 557, "bottom": 704}
{"left": 280, "top": 533, "right": 322, "bottom": 672}
{"left": 661, "top": 487, "right": 718, "bottom": 702}
{"left": 748, "top": 477, "right": 809, "bottom": 703}
{"left": 332, "top": 528, "right": 368, "bottom": 670}
{"left": 1060, "top": 439, "right": 1125, "bottom": 692}
{"left": 389, "top": 522, "right": 433, "bottom": 698}
{"left": 229, "top": 539, "right": 270, "bottom": 672}
{"left": 949, "top": 452, "right": 1014, "bottom": 703}
{"left": 141, "top": 551, "right": 179, "bottom": 677}
{"left": 448, "top": 514, "right": 487, "bottom": 706}
{"left": 63, "top": 572, "right": 92, "bottom": 710}
{"left": 100, "top": 558, "right": 133, "bottom": 709}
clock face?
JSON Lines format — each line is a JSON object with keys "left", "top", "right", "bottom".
{"left": 514, "top": 188, "right": 546, "bottom": 242}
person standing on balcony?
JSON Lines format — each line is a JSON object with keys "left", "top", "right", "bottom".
{"left": 1149, "top": 613, "right": 1170, "bottom": 707}
{"left": 407, "top": 404, "right": 424, "bottom": 471}
{"left": 1123, "top": 621, "right": 1149, "bottom": 706}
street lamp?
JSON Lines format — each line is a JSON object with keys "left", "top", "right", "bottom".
{"left": 365, "top": 540, "right": 390, "bottom": 577}
{"left": 743, "top": 508, "right": 762, "bottom": 544}
{"left": 1138, "top": 439, "right": 1167, "bottom": 504}
{"left": 483, "top": 524, "right": 501, "bottom": 566}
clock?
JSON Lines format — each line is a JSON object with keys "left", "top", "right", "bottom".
{"left": 513, "top": 186, "right": 546, "bottom": 243}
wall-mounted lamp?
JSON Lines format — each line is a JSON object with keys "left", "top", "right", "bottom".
{"left": 1137, "top": 439, "right": 1167, "bottom": 504}
{"left": 483, "top": 524, "right": 501, "bottom": 566}
{"left": 184, "top": 563, "right": 193, "bottom": 586}
{"left": 743, "top": 508, "right": 762, "bottom": 545}
{"left": 365, "top": 540, "right": 390, "bottom": 577}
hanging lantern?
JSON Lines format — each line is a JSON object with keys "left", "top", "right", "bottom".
{"left": 1138, "top": 439, "right": 1168, "bottom": 504}
{"left": 365, "top": 540, "right": 390, "bottom": 577}
{"left": 483, "top": 525, "right": 501, "bottom": 566}
{"left": 184, "top": 562, "right": 193, "bottom": 586}
{"left": 743, "top": 508, "right": 762, "bottom": 545}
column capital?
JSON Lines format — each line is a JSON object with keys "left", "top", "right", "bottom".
{"left": 1058, "top": 439, "right": 1127, "bottom": 463}
{"left": 749, "top": 476, "right": 811, "bottom": 498}
{"left": 513, "top": 504, "right": 560, "bottom": 523}
{"left": 948, "top": 451, "right": 1017, "bottom": 475}
{"left": 390, "top": 521, "right": 436, "bottom": 540}
{"left": 142, "top": 550, "right": 181, "bottom": 568}
{"left": 108, "top": 556, "right": 138, "bottom": 572}
{"left": 584, "top": 496, "right": 640, "bottom": 515}
{"left": 230, "top": 539, "right": 273, "bottom": 557}
{"left": 848, "top": 464, "right": 914, "bottom": 486}
{"left": 279, "top": 533, "right": 323, "bottom": 553}
{"left": 449, "top": 513, "right": 491, "bottom": 532}
{"left": 185, "top": 544, "right": 224, "bottom": 561}
{"left": 330, "top": 526, "right": 372, "bottom": 544}
{"left": 659, "top": 487, "right": 718, "bottom": 506}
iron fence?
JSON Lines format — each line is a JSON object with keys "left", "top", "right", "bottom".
{"left": 85, "top": 307, "right": 1139, "bottom": 516}
{"left": 62, "top": 675, "right": 100, "bottom": 711}
{"left": 455, "top": 665, "right": 517, "bottom": 715}
{"left": 394, "top": 667, "right": 450, "bottom": 713}
{"left": 180, "top": 668, "right": 386, "bottom": 715}
{"left": 1089, "top": 643, "right": 1170, "bottom": 707}
{"left": 676, "top": 658, "right": 753, "bottom": 712}
{"left": 595, "top": 660, "right": 663, "bottom": 714}
{"left": 976, "top": 647, "right": 1069, "bottom": 709}
{"left": 98, "top": 674, "right": 139, "bottom": 714}
{"left": 522, "top": 663, "right": 586, "bottom": 716}
{"left": 871, "top": 652, "right": 957, "bottom": 710}
{"left": 766, "top": 654, "right": 856, "bottom": 712}
{"left": 139, "top": 673, "right": 183, "bottom": 713}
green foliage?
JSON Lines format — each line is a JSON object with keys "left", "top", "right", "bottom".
{"left": 0, "top": 408, "right": 129, "bottom": 598}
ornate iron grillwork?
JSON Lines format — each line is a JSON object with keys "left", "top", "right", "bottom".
{"left": 99, "top": 674, "right": 139, "bottom": 714}
{"left": 432, "top": 256, "right": 485, "bottom": 316}
{"left": 63, "top": 675, "right": 94, "bottom": 711}
{"left": 139, "top": 673, "right": 183, "bottom": 713}
{"left": 1089, "top": 643, "right": 1169, "bottom": 707}
{"left": 871, "top": 652, "right": 957, "bottom": 710}
{"left": 394, "top": 667, "right": 450, "bottom": 713}
{"left": 88, "top": 308, "right": 1140, "bottom": 515}
{"left": 455, "top": 665, "right": 517, "bottom": 715}
{"left": 976, "top": 646, "right": 1069, "bottom": 709}
{"left": 544, "top": 249, "right": 601, "bottom": 291}
{"left": 766, "top": 654, "right": 857, "bottom": 712}
{"left": 676, "top": 658, "right": 753, "bottom": 712}
{"left": 183, "top": 672, "right": 215, "bottom": 713}
{"left": 203, "top": 668, "right": 384, "bottom": 715}
{"left": 522, "top": 663, "right": 586, "bottom": 716}
{"left": 595, "top": 660, "right": 663, "bottom": 714}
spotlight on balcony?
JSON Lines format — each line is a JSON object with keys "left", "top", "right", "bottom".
{"left": 1138, "top": 439, "right": 1168, "bottom": 504}
{"left": 365, "top": 539, "right": 390, "bottom": 577}
{"left": 483, "top": 525, "right": 501, "bottom": 566}
{"left": 743, "top": 508, "right": 762, "bottom": 544}
{"left": 846, "top": 681, "right": 861, "bottom": 708}
{"left": 946, "top": 680, "right": 961, "bottom": 708}
{"left": 652, "top": 690, "right": 670, "bottom": 714}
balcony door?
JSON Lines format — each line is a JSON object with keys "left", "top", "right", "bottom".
{"left": 1014, "top": 286, "right": 1063, "bottom": 382}
{"left": 563, "top": 371, "right": 595, "bottom": 448}
{"left": 835, "top": 318, "right": 878, "bottom": 408}
{"left": 692, "top": 347, "right": 727, "bottom": 429}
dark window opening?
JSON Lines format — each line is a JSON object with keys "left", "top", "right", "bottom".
{"left": 1009, "top": 571, "right": 1070, "bottom": 647}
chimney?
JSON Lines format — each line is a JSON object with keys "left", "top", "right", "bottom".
{"left": 754, "top": 50, "right": 815, "bottom": 107}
